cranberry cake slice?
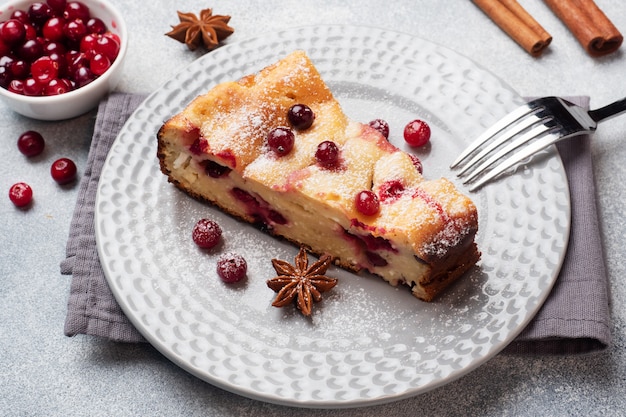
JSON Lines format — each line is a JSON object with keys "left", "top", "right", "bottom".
{"left": 157, "top": 50, "right": 480, "bottom": 301}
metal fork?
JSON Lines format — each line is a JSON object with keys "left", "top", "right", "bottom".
{"left": 450, "top": 96, "right": 626, "bottom": 191}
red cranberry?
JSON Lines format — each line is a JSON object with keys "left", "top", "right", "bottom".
{"left": 44, "top": 77, "right": 72, "bottom": 95}
{"left": 28, "top": 3, "right": 53, "bottom": 27}
{"left": 50, "top": 157, "right": 77, "bottom": 184}
{"left": 89, "top": 53, "right": 110, "bottom": 75}
{"left": 216, "top": 253, "right": 247, "bottom": 283}
{"left": 403, "top": 119, "right": 431, "bottom": 147}
{"left": 73, "top": 65, "right": 95, "bottom": 87}
{"left": 44, "top": 40, "right": 66, "bottom": 55}
{"left": 192, "top": 218, "right": 222, "bottom": 249}
{"left": 267, "top": 127, "right": 294, "bottom": 156}
{"left": 63, "top": 18, "right": 87, "bottom": 43}
{"left": 47, "top": 0, "right": 68, "bottom": 15}
{"left": 103, "top": 31, "right": 120, "bottom": 45}
{"left": 0, "top": 19, "right": 27, "bottom": 45}
{"left": 86, "top": 17, "right": 106, "bottom": 35}
{"left": 79, "top": 33, "right": 98, "bottom": 53}
{"left": 42, "top": 17, "right": 66, "bottom": 42}
{"left": 94, "top": 34, "right": 119, "bottom": 61}
{"left": 23, "top": 77, "right": 44, "bottom": 96}
{"left": 64, "top": 1, "right": 90, "bottom": 22}
{"left": 17, "top": 130, "right": 45, "bottom": 157}
{"left": 355, "top": 190, "right": 380, "bottom": 216}
{"left": 31, "top": 56, "right": 59, "bottom": 84}
{"left": 368, "top": 119, "right": 389, "bottom": 139}
{"left": 288, "top": 104, "right": 315, "bottom": 130}
{"left": 17, "top": 38, "right": 44, "bottom": 62}
{"left": 315, "top": 140, "right": 340, "bottom": 169}
{"left": 10, "top": 59, "right": 31, "bottom": 79}
{"left": 9, "top": 182, "right": 33, "bottom": 207}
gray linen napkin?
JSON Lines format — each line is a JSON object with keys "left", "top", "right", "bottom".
{"left": 61, "top": 92, "right": 147, "bottom": 343}
{"left": 61, "top": 93, "right": 610, "bottom": 353}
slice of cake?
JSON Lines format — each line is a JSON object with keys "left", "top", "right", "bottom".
{"left": 157, "top": 50, "right": 480, "bottom": 301}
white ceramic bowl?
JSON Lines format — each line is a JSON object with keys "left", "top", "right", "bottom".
{"left": 0, "top": 0, "right": 127, "bottom": 120}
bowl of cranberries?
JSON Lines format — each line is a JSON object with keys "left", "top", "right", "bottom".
{"left": 0, "top": 0, "right": 127, "bottom": 120}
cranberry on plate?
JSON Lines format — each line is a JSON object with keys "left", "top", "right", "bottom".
{"left": 216, "top": 253, "right": 247, "bottom": 283}
{"left": 403, "top": 119, "right": 431, "bottom": 147}
{"left": 192, "top": 218, "right": 222, "bottom": 249}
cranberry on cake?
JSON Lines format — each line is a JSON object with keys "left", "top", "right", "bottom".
{"left": 157, "top": 50, "right": 480, "bottom": 302}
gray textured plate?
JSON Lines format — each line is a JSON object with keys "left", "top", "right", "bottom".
{"left": 95, "top": 25, "right": 570, "bottom": 408}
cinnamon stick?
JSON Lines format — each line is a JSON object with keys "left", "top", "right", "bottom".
{"left": 473, "top": 0, "right": 552, "bottom": 56}
{"left": 544, "top": 0, "right": 623, "bottom": 56}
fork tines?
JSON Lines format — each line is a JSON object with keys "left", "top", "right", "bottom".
{"left": 451, "top": 99, "right": 560, "bottom": 191}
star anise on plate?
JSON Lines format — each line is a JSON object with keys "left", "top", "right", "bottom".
{"left": 165, "top": 9, "right": 234, "bottom": 51}
{"left": 267, "top": 246, "right": 337, "bottom": 316}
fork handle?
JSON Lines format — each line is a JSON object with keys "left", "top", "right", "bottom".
{"left": 589, "top": 97, "right": 626, "bottom": 123}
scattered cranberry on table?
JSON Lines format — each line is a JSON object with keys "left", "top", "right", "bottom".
{"left": 17, "top": 130, "right": 45, "bottom": 157}
{"left": 8, "top": 182, "right": 33, "bottom": 207}
{"left": 403, "top": 119, "right": 431, "bottom": 147}
{"left": 0, "top": 0, "right": 121, "bottom": 96}
{"left": 50, "top": 157, "right": 77, "bottom": 184}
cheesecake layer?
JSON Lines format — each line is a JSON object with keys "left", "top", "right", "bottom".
{"left": 157, "top": 50, "right": 480, "bottom": 301}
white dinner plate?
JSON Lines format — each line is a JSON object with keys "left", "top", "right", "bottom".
{"left": 95, "top": 25, "right": 570, "bottom": 408}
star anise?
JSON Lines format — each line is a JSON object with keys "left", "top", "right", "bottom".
{"left": 267, "top": 247, "right": 337, "bottom": 316}
{"left": 165, "top": 9, "right": 234, "bottom": 51}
